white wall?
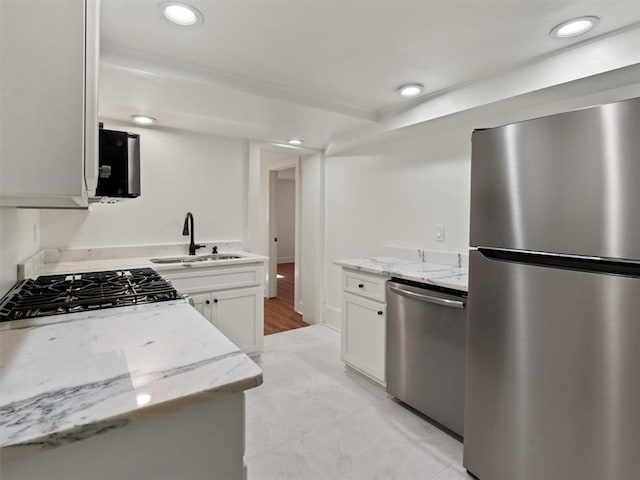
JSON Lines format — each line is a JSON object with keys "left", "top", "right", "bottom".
{"left": 324, "top": 129, "right": 472, "bottom": 325}
{"left": 322, "top": 70, "right": 640, "bottom": 330}
{"left": 0, "top": 208, "right": 40, "bottom": 296}
{"left": 40, "top": 123, "right": 248, "bottom": 249}
{"left": 276, "top": 175, "right": 295, "bottom": 263}
{"left": 300, "top": 153, "right": 325, "bottom": 325}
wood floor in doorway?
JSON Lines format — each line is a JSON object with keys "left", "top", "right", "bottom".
{"left": 264, "top": 263, "right": 307, "bottom": 335}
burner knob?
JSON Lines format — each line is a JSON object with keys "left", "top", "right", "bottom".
{"left": 205, "top": 300, "right": 210, "bottom": 305}
{"left": 213, "top": 299, "right": 218, "bottom": 303}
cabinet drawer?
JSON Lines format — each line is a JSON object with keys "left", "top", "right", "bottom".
{"left": 343, "top": 269, "right": 388, "bottom": 302}
{"left": 161, "top": 265, "right": 263, "bottom": 294}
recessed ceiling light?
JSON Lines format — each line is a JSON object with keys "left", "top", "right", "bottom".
{"left": 550, "top": 16, "right": 599, "bottom": 38}
{"left": 397, "top": 83, "right": 424, "bottom": 98}
{"left": 159, "top": 1, "right": 203, "bottom": 26}
{"left": 132, "top": 115, "right": 157, "bottom": 126}
{"left": 287, "top": 139, "right": 304, "bottom": 146}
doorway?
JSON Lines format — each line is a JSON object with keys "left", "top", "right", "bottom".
{"left": 273, "top": 167, "right": 295, "bottom": 299}
{"left": 264, "top": 162, "right": 307, "bottom": 335}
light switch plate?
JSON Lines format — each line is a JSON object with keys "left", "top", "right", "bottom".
{"left": 435, "top": 224, "right": 445, "bottom": 242}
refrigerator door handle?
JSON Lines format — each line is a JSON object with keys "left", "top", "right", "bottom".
{"left": 387, "top": 286, "right": 465, "bottom": 309}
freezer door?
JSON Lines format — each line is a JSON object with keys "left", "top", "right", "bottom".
{"left": 470, "top": 96, "right": 640, "bottom": 260}
{"left": 464, "top": 250, "right": 640, "bottom": 480}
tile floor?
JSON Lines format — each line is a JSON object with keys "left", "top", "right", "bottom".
{"left": 245, "top": 325, "right": 472, "bottom": 480}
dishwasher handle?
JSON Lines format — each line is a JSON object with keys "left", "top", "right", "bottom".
{"left": 388, "top": 285, "right": 465, "bottom": 309}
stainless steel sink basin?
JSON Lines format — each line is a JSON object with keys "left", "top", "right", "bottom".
{"left": 182, "top": 254, "right": 242, "bottom": 262}
{"left": 150, "top": 254, "right": 243, "bottom": 264}
{"left": 149, "top": 256, "right": 187, "bottom": 264}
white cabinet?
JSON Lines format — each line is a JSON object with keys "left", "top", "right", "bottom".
{"left": 343, "top": 269, "right": 387, "bottom": 302}
{"left": 162, "top": 263, "right": 265, "bottom": 356}
{"left": 342, "top": 293, "right": 386, "bottom": 384}
{"left": 189, "top": 292, "right": 211, "bottom": 319}
{"left": 340, "top": 269, "right": 389, "bottom": 385}
{"left": 210, "top": 287, "right": 263, "bottom": 354}
{"left": 0, "top": 0, "right": 99, "bottom": 208}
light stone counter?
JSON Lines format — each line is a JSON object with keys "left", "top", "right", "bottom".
{"left": 0, "top": 300, "right": 262, "bottom": 463}
{"left": 16, "top": 242, "right": 266, "bottom": 281}
{"left": 24, "top": 251, "right": 267, "bottom": 278}
{"left": 334, "top": 256, "right": 468, "bottom": 292}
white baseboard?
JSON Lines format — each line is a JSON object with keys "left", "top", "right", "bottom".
{"left": 277, "top": 256, "right": 295, "bottom": 264}
{"left": 323, "top": 304, "right": 341, "bottom": 332}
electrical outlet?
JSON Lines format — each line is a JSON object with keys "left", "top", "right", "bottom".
{"left": 435, "top": 224, "right": 445, "bottom": 242}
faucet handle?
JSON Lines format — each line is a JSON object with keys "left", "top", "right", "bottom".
{"left": 211, "top": 245, "right": 218, "bottom": 254}
{"left": 195, "top": 244, "right": 206, "bottom": 251}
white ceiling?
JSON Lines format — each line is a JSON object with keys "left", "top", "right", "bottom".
{"left": 100, "top": 0, "right": 640, "bottom": 147}
{"left": 98, "top": 62, "right": 367, "bottom": 148}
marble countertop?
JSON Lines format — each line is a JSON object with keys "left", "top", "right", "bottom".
{"left": 334, "top": 257, "right": 468, "bottom": 292}
{"left": 30, "top": 251, "right": 267, "bottom": 278}
{"left": 0, "top": 300, "right": 263, "bottom": 461}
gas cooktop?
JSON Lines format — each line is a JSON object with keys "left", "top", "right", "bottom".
{"left": 0, "top": 268, "right": 180, "bottom": 322}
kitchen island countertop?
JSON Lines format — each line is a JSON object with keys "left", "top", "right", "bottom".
{"left": 0, "top": 299, "right": 262, "bottom": 462}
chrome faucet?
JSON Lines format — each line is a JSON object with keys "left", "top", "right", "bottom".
{"left": 182, "top": 212, "right": 205, "bottom": 255}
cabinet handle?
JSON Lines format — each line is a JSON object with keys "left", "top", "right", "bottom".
{"left": 358, "top": 284, "right": 364, "bottom": 288}
{"left": 377, "top": 311, "right": 383, "bottom": 316}
{"left": 205, "top": 300, "right": 210, "bottom": 305}
{"left": 213, "top": 299, "right": 218, "bottom": 303}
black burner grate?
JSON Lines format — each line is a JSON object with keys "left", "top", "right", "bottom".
{"left": 0, "top": 268, "right": 180, "bottom": 322}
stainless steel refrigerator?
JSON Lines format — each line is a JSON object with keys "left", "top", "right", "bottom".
{"left": 464, "top": 97, "right": 640, "bottom": 480}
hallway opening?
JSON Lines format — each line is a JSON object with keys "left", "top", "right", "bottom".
{"left": 263, "top": 165, "right": 308, "bottom": 335}
{"left": 264, "top": 262, "right": 307, "bottom": 335}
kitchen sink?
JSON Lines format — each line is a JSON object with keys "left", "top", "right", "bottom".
{"left": 182, "top": 254, "right": 242, "bottom": 262}
{"left": 150, "top": 254, "right": 243, "bottom": 264}
{"left": 149, "top": 256, "right": 186, "bottom": 264}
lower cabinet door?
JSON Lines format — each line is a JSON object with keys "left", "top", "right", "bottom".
{"left": 342, "top": 292, "right": 386, "bottom": 385}
{"left": 189, "top": 293, "right": 213, "bottom": 322}
{"left": 211, "top": 287, "right": 264, "bottom": 355}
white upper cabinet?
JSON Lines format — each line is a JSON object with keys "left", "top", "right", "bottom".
{"left": 0, "top": 0, "right": 99, "bottom": 208}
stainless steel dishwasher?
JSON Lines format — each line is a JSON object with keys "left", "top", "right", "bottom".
{"left": 386, "top": 278, "right": 467, "bottom": 436}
